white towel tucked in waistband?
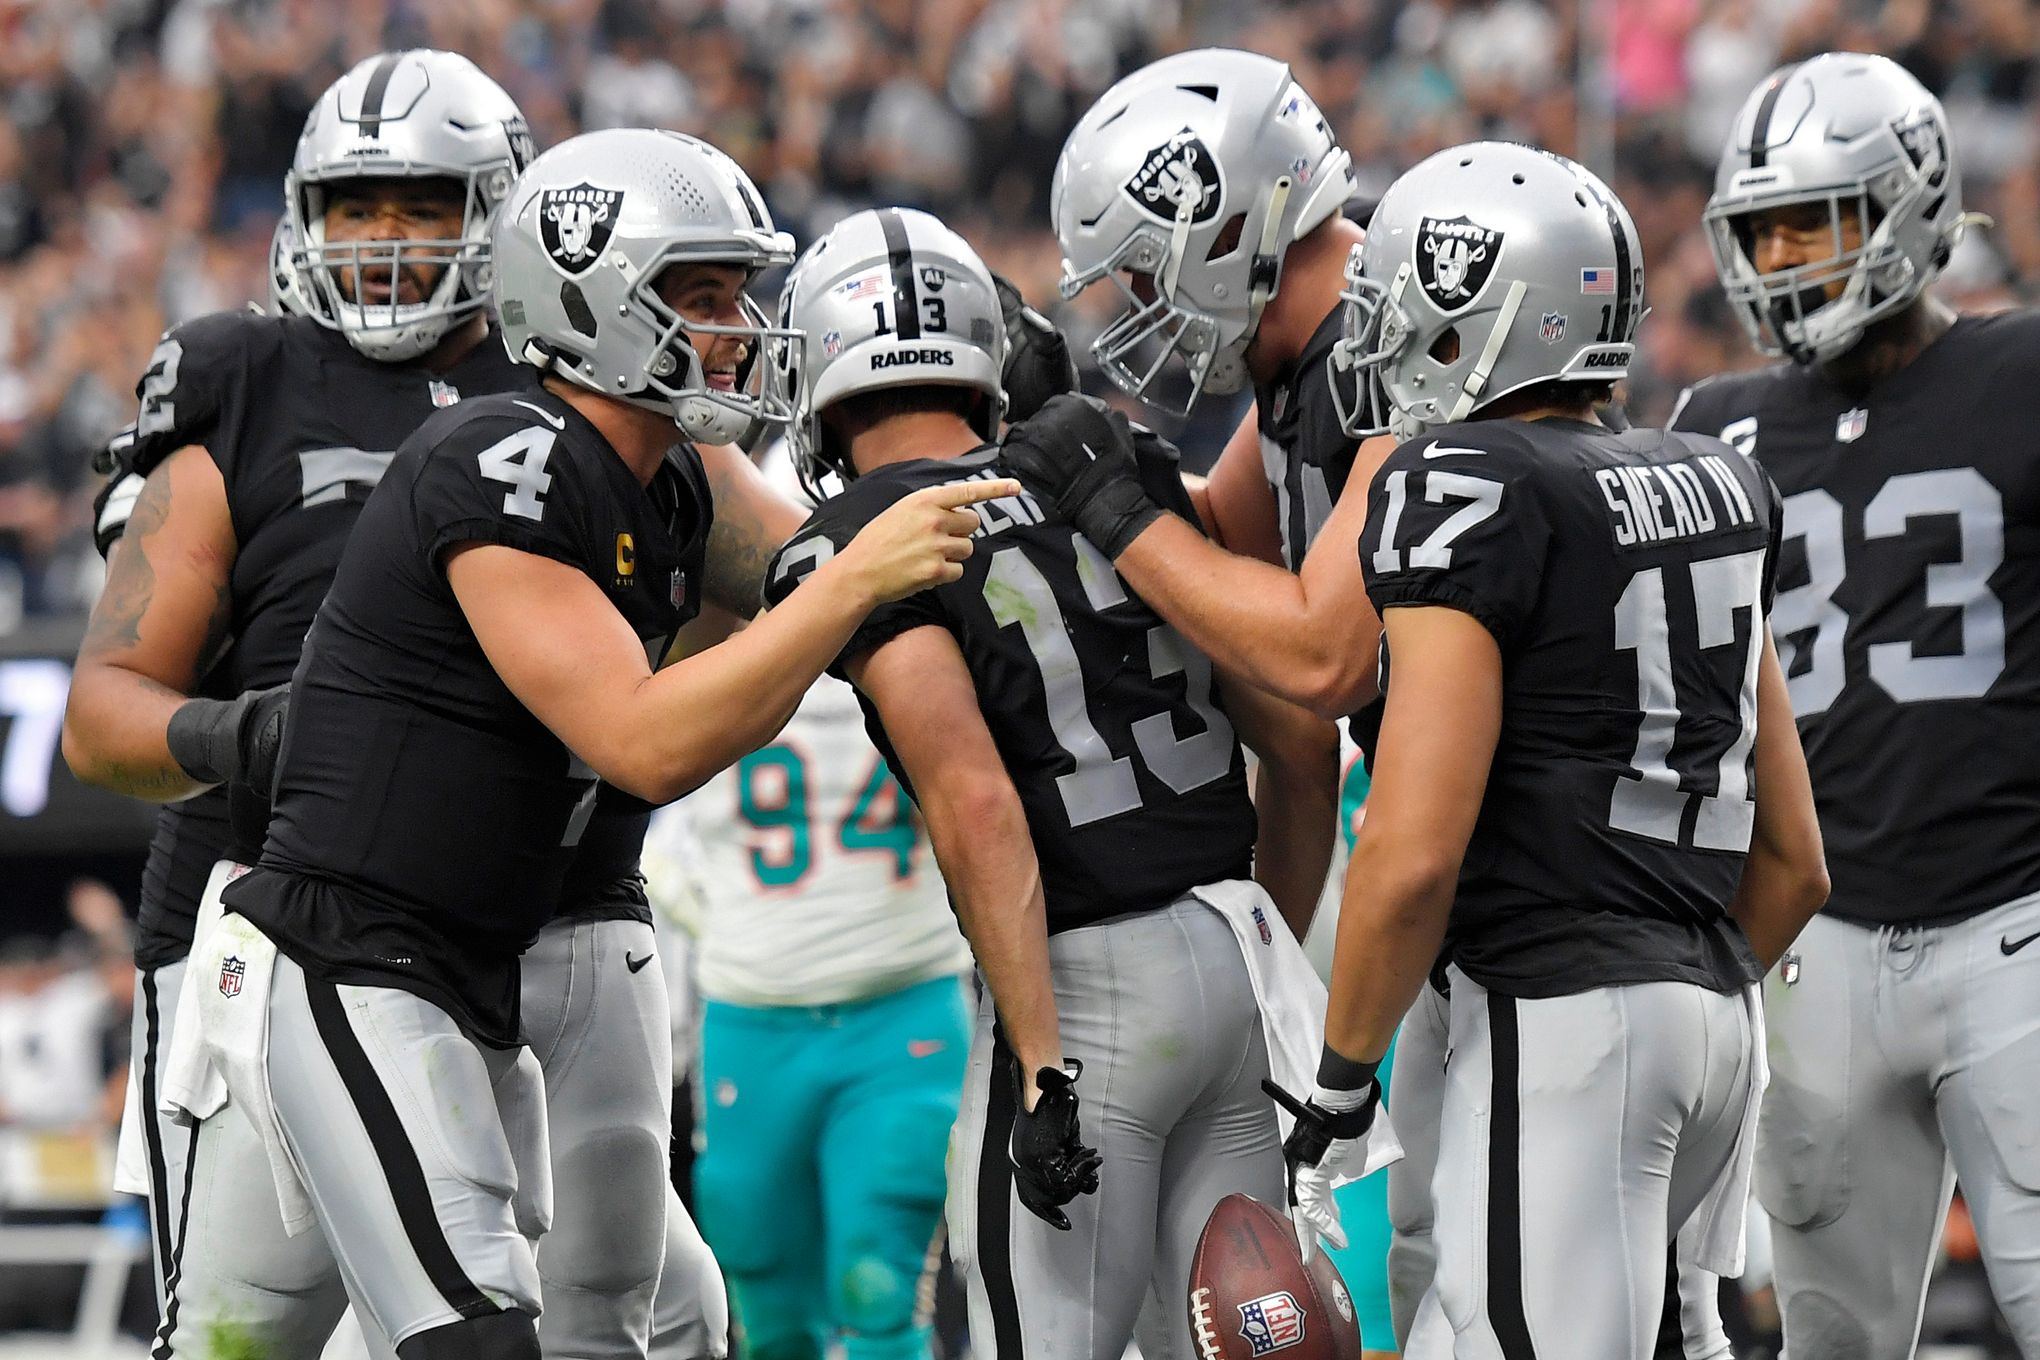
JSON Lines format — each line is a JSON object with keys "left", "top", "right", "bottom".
{"left": 160, "top": 860, "right": 316, "bottom": 1235}
{"left": 1678, "top": 982, "right": 1767, "bottom": 1276}
{"left": 1190, "top": 878, "right": 1403, "bottom": 1183}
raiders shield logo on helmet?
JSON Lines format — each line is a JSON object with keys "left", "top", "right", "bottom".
{"left": 1123, "top": 128, "right": 1222, "bottom": 226}
{"left": 540, "top": 183, "right": 625, "bottom": 276}
{"left": 1415, "top": 215, "right": 1503, "bottom": 313}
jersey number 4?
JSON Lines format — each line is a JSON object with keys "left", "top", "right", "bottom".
{"left": 477, "top": 428, "right": 557, "bottom": 521}
{"left": 983, "top": 540, "right": 1235, "bottom": 828}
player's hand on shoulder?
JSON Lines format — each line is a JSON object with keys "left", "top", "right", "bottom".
{"left": 1000, "top": 392, "right": 1160, "bottom": 559}
{"left": 833, "top": 476, "right": 1023, "bottom": 603}
{"left": 1263, "top": 1073, "right": 1380, "bottom": 1262}
{"left": 993, "top": 271, "right": 1080, "bottom": 422}
{"left": 1009, "top": 1060, "right": 1103, "bottom": 1231}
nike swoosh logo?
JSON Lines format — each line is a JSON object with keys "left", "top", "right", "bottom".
{"left": 625, "top": 952, "right": 653, "bottom": 973}
{"left": 908, "top": 1039, "right": 946, "bottom": 1058}
{"left": 1422, "top": 444, "right": 1487, "bottom": 459}
{"left": 2001, "top": 930, "right": 2040, "bottom": 957}
{"left": 513, "top": 400, "right": 567, "bottom": 430}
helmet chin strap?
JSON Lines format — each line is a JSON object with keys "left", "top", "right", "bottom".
{"left": 1445, "top": 280, "right": 1527, "bottom": 423}
{"left": 1242, "top": 175, "right": 1294, "bottom": 342}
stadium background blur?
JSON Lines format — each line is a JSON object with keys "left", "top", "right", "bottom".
{"left": 0, "top": 0, "right": 2032, "bottom": 1352}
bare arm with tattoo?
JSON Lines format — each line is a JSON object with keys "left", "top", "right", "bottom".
{"left": 61, "top": 446, "right": 237, "bottom": 800}
{"left": 695, "top": 441, "right": 808, "bottom": 616}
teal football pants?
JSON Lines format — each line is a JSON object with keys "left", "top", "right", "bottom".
{"left": 694, "top": 975, "right": 969, "bottom": 1360}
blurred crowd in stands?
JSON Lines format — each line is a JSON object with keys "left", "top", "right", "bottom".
{"left": 0, "top": 0, "right": 2036, "bottom": 633}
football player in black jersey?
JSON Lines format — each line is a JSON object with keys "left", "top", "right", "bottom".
{"left": 765, "top": 206, "right": 1369, "bottom": 1360}
{"left": 1671, "top": 54, "right": 2040, "bottom": 1357}
{"left": 1275, "top": 142, "right": 1825, "bottom": 1354}
{"left": 1044, "top": 50, "right": 1442, "bottom": 1350}
{"left": 63, "top": 50, "right": 538, "bottom": 1323}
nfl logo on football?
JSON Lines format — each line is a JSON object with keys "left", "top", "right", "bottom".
{"left": 1237, "top": 1290, "right": 1306, "bottom": 1355}
{"left": 219, "top": 955, "right": 246, "bottom": 998}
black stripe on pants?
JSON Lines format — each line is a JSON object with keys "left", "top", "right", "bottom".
{"left": 150, "top": 1117, "right": 200, "bottom": 1360}
{"left": 138, "top": 968, "right": 173, "bottom": 1284}
{"left": 304, "top": 976, "right": 500, "bottom": 1321}
{"left": 1487, "top": 991, "right": 1537, "bottom": 1358}
{"left": 977, "top": 1034, "right": 1024, "bottom": 1357}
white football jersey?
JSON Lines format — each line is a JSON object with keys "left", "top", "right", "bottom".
{"left": 647, "top": 672, "right": 968, "bottom": 1006}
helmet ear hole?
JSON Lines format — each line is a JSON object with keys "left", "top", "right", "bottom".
{"left": 1205, "top": 214, "right": 1247, "bottom": 264}
{"left": 1429, "top": 327, "right": 1461, "bottom": 363}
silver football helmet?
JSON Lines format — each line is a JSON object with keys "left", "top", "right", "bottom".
{"left": 1704, "top": 53, "right": 1963, "bottom": 365}
{"left": 777, "top": 207, "right": 1006, "bottom": 494}
{"left": 1052, "top": 48, "right": 1355, "bottom": 415}
{"left": 495, "top": 128, "right": 797, "bottom": 444}
{"left": 286, "top": 50, "right": 533, "bottom": 362}
{"left": 1334, "top": 141, "right": 1645, "bottom": 440}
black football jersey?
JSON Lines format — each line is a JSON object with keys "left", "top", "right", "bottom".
{"left": 1256, "top": 305, "right": 1363, "bottom": 571}
{"left": 1359, "top": 417, "right": 1782, "bottom": 998}
{"left": 764, "top": 444, "right": 1256, "bottom": 933}
{"left": 220, "top": 390, "right": 709, "bottom": 1043}
{"left": 96, "top": 312, "right": 533, "bottom": 967}
{"left": 1670, "top": 313, "right": 2040, "bottom": 926}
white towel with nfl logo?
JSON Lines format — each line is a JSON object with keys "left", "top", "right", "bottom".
{"left": 116, "top": 856, "right": 248, "bottom": 1192}
{"left": 1189, "top": 878, "right": 1402, "bottom": 1183}
{"left": 160, "top": 858, "right": 316, "bottom": 1234}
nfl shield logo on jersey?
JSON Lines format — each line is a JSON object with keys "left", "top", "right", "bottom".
{"left": 671, "top": 568, "right": 687, "bottom": 609}
{"left": 219, "top": 956, "right": 246, "bottom": 998}
{"left": 1251, "top": 904, "right": 1273, "bottom": 945}
{"left": 1835, "top": 407, "right": 1869, "bottom": 443}
{"left": 1780, "top": 952, "right": 1801, "bottom": 986}
{"left": 1237, "top": 1291, "right": 1305, "bottom": 1355}
{"left": 429, "top": 379, "right": 461, "bottom": 408}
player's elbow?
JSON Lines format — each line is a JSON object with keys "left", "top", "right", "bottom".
{"left": 924, "top": 769, "right": 1027, "bottom": 850}
{"left": 59, "top": 719, "right": 105, "bottom": 788}
{"left": 1293, "top": 652, "right": 1380, "bottom": 721}
{"left": 1782, "top": 847, "right": 1831, "bottom": 919}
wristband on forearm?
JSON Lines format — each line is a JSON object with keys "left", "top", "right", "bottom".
{"left": 165, "top": 696, "right": 243, "bottom": 785}
{"left": 1315, "top": 1045, "right": 1381, "bottom": 1099}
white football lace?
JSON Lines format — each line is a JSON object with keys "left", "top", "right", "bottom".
{"left": 1189, "top": 1285, "right": 1222, "bottom": 1360}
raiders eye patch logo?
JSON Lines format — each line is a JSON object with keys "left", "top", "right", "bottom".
{"left": 1123, "top": 128, "right": 1222, "bottom": 226}
{"left": 540, "top": 183, "right": 625, "bottom": 276}
{"left": 1414, "top": 215, "right": 1503, "bottom": 313}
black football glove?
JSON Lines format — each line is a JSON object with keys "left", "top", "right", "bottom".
{"left": 1000, "top": 393, "right": 1160, "bottom": 559}
{"left": 1009, "top": 1059, "right": 1103, "bottom": 1231}
{"left": 1263, "top": 1074, "right": 1380, "bottom": 1259}
{"left": 992, "top": 272, "right": 1080, "bottom": 422}
{"left": 165, "top": 684, "right": 290, "bottom": 796}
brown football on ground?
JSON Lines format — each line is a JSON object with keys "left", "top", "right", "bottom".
{"left": 1188, "top": 1193, "right": 1365, "bottom": 1360}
